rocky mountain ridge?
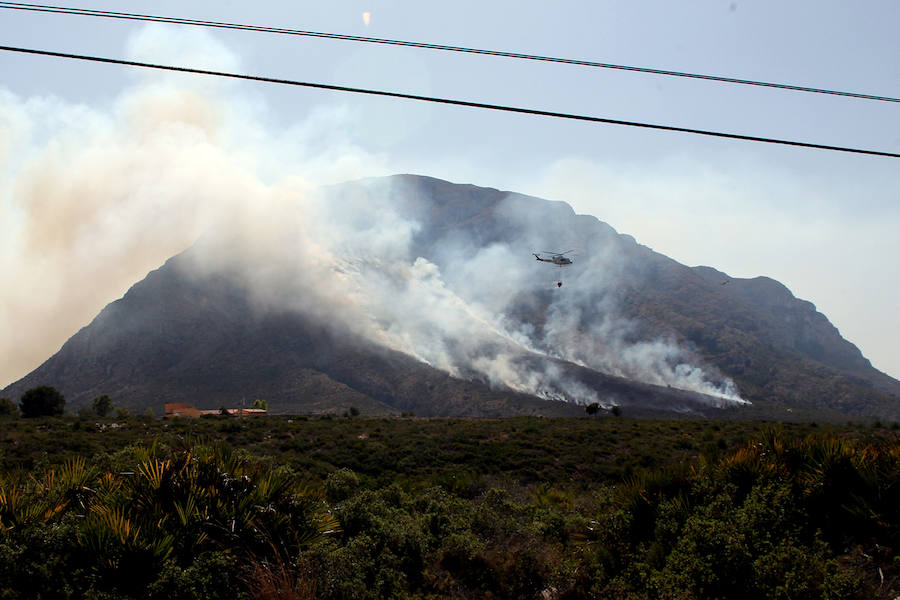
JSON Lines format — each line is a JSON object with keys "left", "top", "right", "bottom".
{"left": 4, "top": 174, "right": 898, "bottom": 420}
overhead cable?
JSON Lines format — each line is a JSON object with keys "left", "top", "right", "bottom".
{"left": 1, "top": 44, "right": 897, "bottom": 159}
{"left": 0, "top": 1, "right": 898, "bottom": 104}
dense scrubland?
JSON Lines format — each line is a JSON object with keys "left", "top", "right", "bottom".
{"left": 1, "top": 412, "right": 899, "bottom": 599}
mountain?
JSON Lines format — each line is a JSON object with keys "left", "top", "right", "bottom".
{"left": 0, "top": 259, "right": 571, "bottom": 417}
{"left": 4, "top": 174, "right": 899, "bottom": 420}
{"left": 0, "top": 250, "right": 732, "bottom": 418}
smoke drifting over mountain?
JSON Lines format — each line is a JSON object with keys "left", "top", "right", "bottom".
{"left": 177, "top": 175, "right": 744, "bottom": 406}
{"left": 1, "top": 25, "right": 743, "bottom": 406}
{"left": 0, "top": 25, "right": 383, "bottom": 387}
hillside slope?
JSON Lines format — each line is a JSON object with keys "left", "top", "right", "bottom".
{"left": 4, "top": 175, "right": 897, "bottom": 419}
{"left": 3, "top": 250, "right": 732, "bottom": 417}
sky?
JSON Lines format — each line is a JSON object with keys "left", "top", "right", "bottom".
{"left": 1, "top": 0, "right": 898, "bottom": 388}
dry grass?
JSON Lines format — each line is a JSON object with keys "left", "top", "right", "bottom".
{"left": 243, "top": 555, "right": 317, "bottom": 600}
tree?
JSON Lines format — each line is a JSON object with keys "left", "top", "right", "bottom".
{"left": 611, "top": 405, "right": 622, "bottom": 417}
{"left": 349, "top": 406, "right": 360, "bottom": 417}
{"left": 251, "top": 399, "right": 268, "bottom": 410}
{"left": 585, "top": 402, "right": 600, "bottom": 416}
{"left": 92, "top": 394, "right": 113, "bottom": 417}
{"left": 19, "top": 385, "right": 65, "bottom": 418}
{"left": 0, "top": 397, "right": 17, "bottom": 417}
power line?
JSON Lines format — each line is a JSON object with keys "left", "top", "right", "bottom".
{"left": 1, "top": 1, "right": 898, "bottom": 104}
{"left": 2, "top": 44, "right": 897, "bottom": 159}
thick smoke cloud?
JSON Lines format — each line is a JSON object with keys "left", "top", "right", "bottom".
{"left": 0, "top": 25, "right": 385, "bottom": 387}
{"left": 180, "top": 174, "right": 744, "bottom": 407}
{"left": 0, "top": 86, "right": 248, "bottom": 384}
{"left": 2, "top": 24, "right": 744, "bottom": 407}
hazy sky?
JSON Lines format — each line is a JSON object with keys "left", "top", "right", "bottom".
{"left": 1, "top": 0, "right": 898, "bottom": 387}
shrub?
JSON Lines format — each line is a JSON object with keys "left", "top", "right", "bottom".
{"left": 92, "top": 394, "right": 113, "bottom": 417}
{"left": 324, "top": 468, "right": 361, "bottom": 504}
{"left": 0, "top": 398, "right": 17, "bottom": 417}
{"left": 19, "top": 385, "right": 65, "bottom": 418}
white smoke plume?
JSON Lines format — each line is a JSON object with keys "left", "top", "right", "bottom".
{"left": 1, "top": 24, "right": 745, "bottom": 408}
{"left": 532, "top": 298, "right": 742, "bottom": 402}
{"left": 0, "top": 25, "right": 385, "bottom": 387}
{"left": 180, "top": 175, "right": 745, "bottom": 407}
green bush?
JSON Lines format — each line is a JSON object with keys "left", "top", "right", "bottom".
{"left": 0, "top": 398, "right": 17, "bottom": 417}
{"left": 1, "top": 420, "right": 898, "bottom": 599}
{"left": 324, "top": 468, "right": 361, "bottom": 504}
{"left": 92, "top": 394, "right": 113, "bottom": 417}
{"left": 19, "top": 385, "right": 65, "bottom": 418}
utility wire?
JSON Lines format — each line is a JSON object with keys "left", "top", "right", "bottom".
{"left": 1, "top": 1, "right": 898, "bottom": 104}
{"left": 1, "top": 44, "right": 897, "bottom": 159}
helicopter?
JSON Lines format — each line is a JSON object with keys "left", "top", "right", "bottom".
{"left": 533, "top": 250, "right": 574, "bottom": 287}
{"left": 533, "top": 250, "right": 574, "bottom": 266}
